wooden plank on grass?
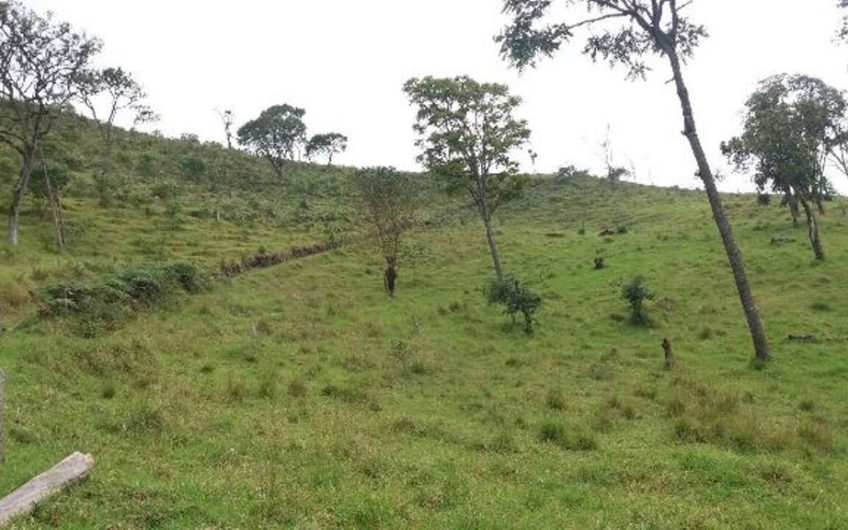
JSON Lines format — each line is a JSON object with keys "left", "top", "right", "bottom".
{"left": 0, "top": 452, "right": 94, "bottom": 527}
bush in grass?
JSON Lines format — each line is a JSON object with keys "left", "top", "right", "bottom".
{"left": 621, "top": 276, "right": 654, "bottom": 326}
{"left": 38, "top": 262, "right": 210, "bottom": 332}
{"left": 487, "top": 274, "right": 543, "bottom": 335}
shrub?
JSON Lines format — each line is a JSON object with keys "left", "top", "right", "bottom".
{"left": 37, "top": 262, "right": 211, "bottom": 333}
{"left": 620, "top": 276, "right": 654, "bottom": 325}
{"left": 162, "top": 262, "right": 209, "bottom": 293}
{"left": 487, "top": 274, "right": 543, "bottom": 334}
{"left": 538, "top": 421, "right": 597, "bottom": 451}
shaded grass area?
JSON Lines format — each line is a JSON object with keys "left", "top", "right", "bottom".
{"left": 0, "top": 176, "right": 846, "bottom": 528}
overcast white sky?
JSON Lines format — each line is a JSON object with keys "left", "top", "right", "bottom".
{"left": 25, "top": 0, "right": 848, "bottom": 192}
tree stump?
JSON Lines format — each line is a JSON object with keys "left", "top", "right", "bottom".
{"left": 383, "top": 262, "right": 398, "bottom": 296}
{"left": 662, "top": 338, "right": 675, "bottom": 370}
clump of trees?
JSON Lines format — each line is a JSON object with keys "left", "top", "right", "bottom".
{"left": 497, "top": 0, "right": 773, "bottom": 361}
{"left": 350, "top": 166, "right": 419, "bottom": 296}
{"left": 237, "top": 105, "right": 307, "bottom": 182}
{"left": 237, "top": 105, "right": 347, "bottom": 182}
{"left": 306, "top": 133, "right": 348, "bottom": 166}
{"left": 723, "top": 74, "right": 846, "bottom": 261}
{"left": 0, "top": 1, "right": 101, "bottom": 245}
{"left": 403, "top": 76, "right": 530, "bottom": 283}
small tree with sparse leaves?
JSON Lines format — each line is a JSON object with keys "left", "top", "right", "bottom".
{"left": 488, "top": 274, "right": 543, "bottom": 335}
{"left": 403, "top": 75, "right": 531, "bottom": 283}
{"left": 351, "top": 167, "right": 419, "bottom": 296}
{"left": 621, "top": 276, "right": 654, "bottom": 326}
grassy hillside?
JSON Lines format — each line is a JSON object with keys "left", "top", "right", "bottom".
{"left": 0, "top": 123, "right": 847, "bottom": 528}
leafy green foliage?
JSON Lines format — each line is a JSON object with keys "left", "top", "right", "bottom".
{"left": 351, "top": 166, "right": 419, "bottom": 294}
{"left": 620, "top": 276, "right": 653, "bottom": 326}
{"left": 722, "top": 74, "right": 843, "bottom": 205}
{"left": 723, "top": 74, "right": 845, "bottom": 260}
{"left": 497, "top": 0, "right": 707, "bottom": 77}
{"left": 487, "top": 274, "right": 542, "bottom": 334}
{"left": 38, "top": 262, "right": 209, "bottom": 335}
{"left": 237, "top": 104, "right": 307, "bottom": 179}
{"left": 404, "top": 75, "right": 530, "bottom": 280}
{"left": 403, "top": 76, "right": 531, "bottom": 205}
{"left": 305, "top": 132, "right": 348, "bottom": 165}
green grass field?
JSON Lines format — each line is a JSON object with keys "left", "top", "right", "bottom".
{"left": 0, "top": 127, "right": 847, "bottom": 528}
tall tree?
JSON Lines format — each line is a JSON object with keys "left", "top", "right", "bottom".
{"left": 403, "top": 76, "right": 531, "bottom": 282}
{"left": 237, "top": 104, "right": 306, "bottom": 181}
{"left": 351, "top": 167, "right": 419, "bottom": 296}
{"left": 306, "top": 132, "right": 348, "bottom": 166}
{"left": 723, "top": 74, "right": 844, "bottom": 261}
{"left": 0, "top": 1, "right": 101, "bottom": 245}
{"left": 498, "top": 0, "right": 773, "bottom": 361}
{"left": 78, "top": 67, "right": 153, "bottom": 152}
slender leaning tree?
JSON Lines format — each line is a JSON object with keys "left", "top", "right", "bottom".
{"left": 403, "top": 76, "right": 531, "bottom": 282}
{"left": 498, "top": 0, "right": 772, "bottom": 361}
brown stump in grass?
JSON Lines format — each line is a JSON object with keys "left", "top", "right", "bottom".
{"left": 383, "top": 260, "right": 398, "bottom": 297}
{"left": 662, "top": 338, "right": 675, "bottom": 370}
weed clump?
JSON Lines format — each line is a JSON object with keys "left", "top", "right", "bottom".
{"left": 487, "top": 274, "right": 543, "bottom": 334}
{"left": 620, "top": 276, "right": 654, "bottom": 326}
{"left": 538, "top": 421, "right": 597, "bottom": 451}
{"left": 37, "top": 262, "right": 210, "bottom": 335}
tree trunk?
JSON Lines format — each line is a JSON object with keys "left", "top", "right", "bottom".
{"left": 479, "top": 207, "right": 505, "bottom": 282}
{"left": 44, "top": 173, "right": 66, "bottom": 251}
{"left": 787, "top": 192, "right": 800, "bottom": 228}
{"left": 7, "top": 151, "right": 35, "bottom": 246}
{"left": 800, "top": 198, "right": 825, "bottom": 261}
{"left": 383, "top": 257, "right": 398, "bottom": 296}
{"left": 667, "top": 51, "right": 772, "bottom": 362}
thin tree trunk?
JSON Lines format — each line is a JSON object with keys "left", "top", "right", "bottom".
{"left": 39, "top": 153, "right": 66, "bottom": 250}
{"left": 7, "top": 151, "right": 35, "bottom": 246}
{"left": 480, "top": 207, "right": 505, "bottom": 282}
{"left": 44, "top": 173, "right": 66, "bottom": 250}
{"left": 787, "top": 191, "right": 800, "bottom": 228}
{"left": 667, "top": 51, "right": 772, "bottom": 362}
{"left": 800, "top": 198, "right": 825, "bottom": 261}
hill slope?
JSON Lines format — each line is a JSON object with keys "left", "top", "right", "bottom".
{"left": 0, "top": 124, "right": 846, "bottom": 528}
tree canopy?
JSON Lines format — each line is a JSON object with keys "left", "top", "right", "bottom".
{"left": 723, "top": 74, "right": 845, "bottom": 260}
{"left": 403, "top": 75, "right": 531, "bottom": 281}
{"left": 350, "top": 166, "right": 418, "bottom": 295}
{"left": 78, "top": 66, "right": 154, "bottom": 148}
{"left": 237, "top": 104, "right": 307, "bottom": 180}
{"left": 306, "top": 132, "right": 348, "bottom": 165}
